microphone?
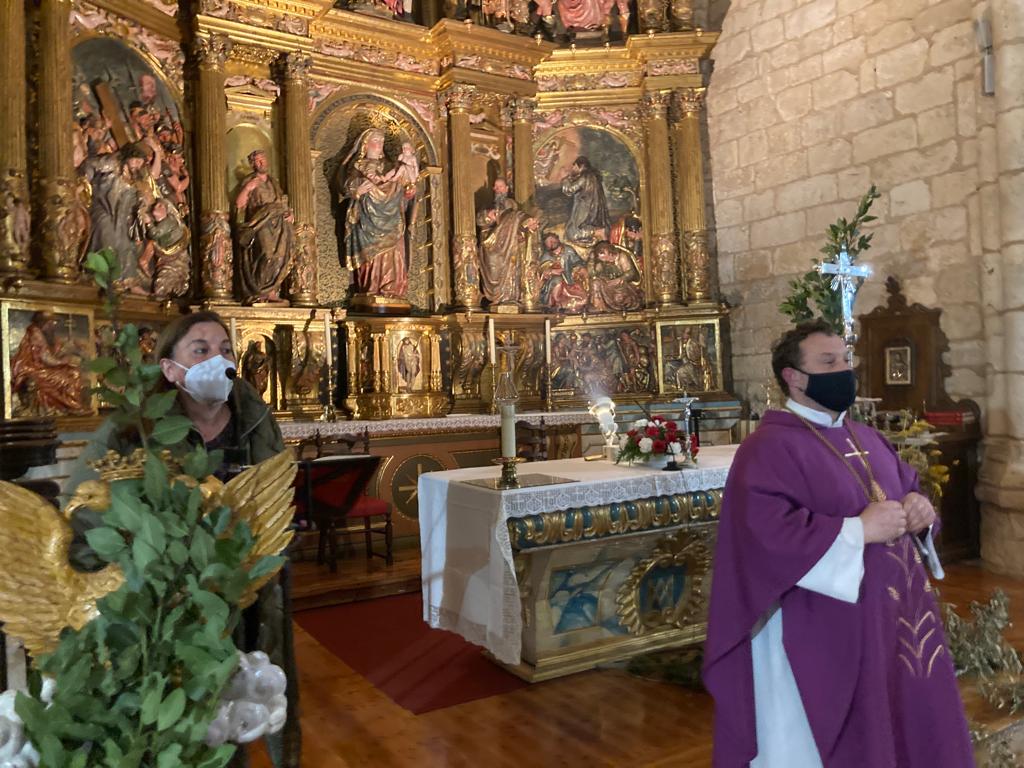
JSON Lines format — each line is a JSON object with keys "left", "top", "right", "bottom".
{"left": 225, "top": 367, "right": 237, "bottom": 380}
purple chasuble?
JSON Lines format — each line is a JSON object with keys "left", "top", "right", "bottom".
{"left": 702, "top": 410, "right": 973, "bottom": 767}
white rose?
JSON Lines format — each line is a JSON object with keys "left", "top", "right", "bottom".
{"left": 638, "top": 437, "right": 654, "bottom": 453}
{"left": 618, "top": 434, "right": 629, "bottom": 449}
{"left": 634, "top": 418, "right": 648, "bottom": 429}
{"left": 668, "top": 441, "right": 682, "bottom": 455}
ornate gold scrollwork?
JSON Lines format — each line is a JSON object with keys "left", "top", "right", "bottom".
{"left": 508, "top": 490, "right": 722, "bottom": 549}
{"left": 615, "top": 524, "right": 715, "bottom": 636}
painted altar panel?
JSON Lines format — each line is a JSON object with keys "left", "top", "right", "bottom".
{"left": 530, "top": 125, "right": 644, "bottom": 315}
{"left": 2, "top": 302, "right": 95, "bottom": 420}
{"left": 310, "top": 93, "right": 438, "bottom": 309}
{"left": 550, "top": 323, "right": 656, "bottom": 400}
{"left": 71, "top": 34, "right": 191, "bottom": 299}
{"left": 655, "top": 318, "right": 723, "bottom": 395}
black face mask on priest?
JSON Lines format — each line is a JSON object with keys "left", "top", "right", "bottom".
{"left": 795, "top": 368, "right": 859, "bottom": 413}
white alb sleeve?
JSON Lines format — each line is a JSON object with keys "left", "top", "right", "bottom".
{"left": 796, "top": 517, "right": 865, "bottom": 604}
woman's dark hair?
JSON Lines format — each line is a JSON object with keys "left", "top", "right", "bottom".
{"left": 154, "top": 310, "right": 231, "bottom": 364}
{"left": 771, "top": 319, "right": 836, "bottom": 396}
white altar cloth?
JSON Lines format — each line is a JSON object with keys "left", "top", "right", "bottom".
{"left": 418, "top": 445, "right": 738, "bottom": 665}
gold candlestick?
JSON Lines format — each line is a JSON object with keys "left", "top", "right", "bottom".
{"left": 492, "top": 456, "right": 526, "bottom": 489}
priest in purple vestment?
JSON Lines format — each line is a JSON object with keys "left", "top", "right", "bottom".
{"left": 702, "top": 320, "right": 973, "bottom": 767}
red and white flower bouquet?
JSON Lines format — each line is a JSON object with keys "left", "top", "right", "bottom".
{"left": 616, "top": 415, "right": 699, "bottom": 465}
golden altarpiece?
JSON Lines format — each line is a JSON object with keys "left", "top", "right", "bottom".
{"left": 0, "top": 0, "right": 730, "bottom": 540}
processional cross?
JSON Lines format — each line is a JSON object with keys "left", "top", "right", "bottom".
{"left": 818, "top": 245, "right": 872, "bottom": 361}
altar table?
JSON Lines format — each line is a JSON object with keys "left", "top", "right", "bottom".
{"left": 418, "top": 446, "right": 737, "bottom": 681}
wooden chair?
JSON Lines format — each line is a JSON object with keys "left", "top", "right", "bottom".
{"left": 294, "top": 429, "right": 393, "bottom": 572}
{"left": 516, "top": 418, "right": 548, "bottom": 462}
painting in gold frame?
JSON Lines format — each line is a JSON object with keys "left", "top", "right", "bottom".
{"left": 884, "top": 345, "right": 913, "bottom": 386}
{"left": 1, "top": 301, "right": 95, "bottom": 420}
{"left": 655, "top": 319, "right": 723, "bottom": 395}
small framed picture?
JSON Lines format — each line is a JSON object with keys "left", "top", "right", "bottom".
{"left": 884, "top": 345, "right": 913, "bottom": 386}
{"left": 1, "top": 301, "right": 95, "bottom": 419}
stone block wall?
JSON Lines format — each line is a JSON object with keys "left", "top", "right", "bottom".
{"left": 706, "top": 0, "right": 1024, "bottom": 575}
{"left": 706, "top": 0, "right": 990, "bottom": 410}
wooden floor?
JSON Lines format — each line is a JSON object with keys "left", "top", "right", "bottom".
{"left": 251, "top": 561, "right": 1024, "bottom": 767}
{"left": 290, "top": 545, "right": 421, "bottom": 611}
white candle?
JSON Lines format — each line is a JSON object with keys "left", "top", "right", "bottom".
{"left": 500, "top": 403, "right": 517, "bottom": 458}
{"left": 324, "top": 314, "right": 333, "bottom": 371}
{"left": 488, "top": 317, "right": 496, "bottom": 366}
{"left": 544, "top": 319, "right": 551, "bottom": 366}
{"left": 229, "top": 318, "right": 238, "bottom": 355}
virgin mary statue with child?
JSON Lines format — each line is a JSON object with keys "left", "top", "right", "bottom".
{"left": 337, "top": 128, "right": 417, "bottom": 300}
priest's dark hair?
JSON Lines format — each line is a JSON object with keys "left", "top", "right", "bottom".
{"left": 771, "top": 318, "right": 837, "bottom": 396}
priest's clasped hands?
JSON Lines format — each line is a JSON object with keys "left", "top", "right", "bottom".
{"left": 860, "top": 491, "right": 937, "bottom": 544}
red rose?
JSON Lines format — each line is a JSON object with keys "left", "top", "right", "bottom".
{"left": 665, "top": 420, "right": 677, "bottom": 430}
{"left": 627, "top": 429, "right": 637, "bottom": 437}
{"left": 690, "top": 434, "right": 700, "bottom": 457}
{"left": 665, "top": 429, "right": 677, "bottom": 442}
{"left": 652, "top": 439, "right": 666, "bottom": 454}
{"left": 646, "top": 426, "right": 659, "bottom": 437}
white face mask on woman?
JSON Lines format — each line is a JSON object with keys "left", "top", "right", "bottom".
{"left": 171, "top": 355, "right": 236, "bottom": 405}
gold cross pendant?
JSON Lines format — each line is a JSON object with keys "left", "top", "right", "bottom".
{"left": 844, "top": 438, "right": 869, "bottom": 460}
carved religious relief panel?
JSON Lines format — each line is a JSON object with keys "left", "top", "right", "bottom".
{"left": 445, "top": 0, "right": 632, "bottom": 43}
{"left": 71, "top": 36, "right": 191, "bottom": 299}
{"left": 550, "top": 324, "right": 656, "bottom": 399}
{"left": 530, "top": 124, "right": 644, "bottom": 315}
{"left": 451, "top": 327, "right": 488, "bottom": 402}
{"left": 655, "top": 319, "right": 723, "bottom": 395}
{"left": 1, "top": 302, "right": 95, "bottom": 420}
{"left": 311, "top": 95, "right": 438, "bottom": 310}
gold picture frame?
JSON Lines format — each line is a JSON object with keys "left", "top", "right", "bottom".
{"left": 2, "top": 300, "right": 95, "bottom": 420}
{"left": 655, "top": 318, "right": 723, "bottom": 395}
{"left": 884, "top": 345, "right": 913, "bottom": 386}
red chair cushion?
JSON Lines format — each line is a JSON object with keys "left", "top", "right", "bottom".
{"left": 347, "top": 496, "right": 390, "bottom": 519}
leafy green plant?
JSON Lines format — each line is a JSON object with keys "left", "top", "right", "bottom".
{"left": 13, "top": 249, "right": 285, "bottom": 767}
{"left": 82, "top": 248, "right": 192, "bottom": 449}
{"left": 778, "top": 185, "right": 881, "bottom": 333}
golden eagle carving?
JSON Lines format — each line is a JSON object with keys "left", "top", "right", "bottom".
{"left": 0, "top": 450, "right": 296, "bottom": 658}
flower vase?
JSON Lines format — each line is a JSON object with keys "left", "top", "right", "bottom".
{"left": 639, "top": 454, "right": 671, "bottom": 469}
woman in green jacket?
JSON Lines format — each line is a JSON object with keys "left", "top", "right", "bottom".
{"left": 73, "top": 310, "right": 299, "bottom": 767}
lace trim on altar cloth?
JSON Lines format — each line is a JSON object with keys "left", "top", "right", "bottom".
{"left": 499, "top": 464, "right": 731, "bottom": 519}
{"left": 426, "top": 603, "right": 522, "bottom": 666}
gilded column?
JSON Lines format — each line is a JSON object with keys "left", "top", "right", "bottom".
{"left": 0, "top": 0, "right": 30, "bottom": 277}
{"left": 644, "top": 90, "right": 680, "bottom": 306}
{"left": 511, "top": 97, "right": 536, "bottom": 207}
{"left": 278, "top": 53, "right": 317, "bottom": 307}
{"left": 192, "top": 35, "right": 234, "bottom": 301}
{"left": 445, "top": 84, "right": 480, "bottom": 310}
{"left": 512, "top": 97, "right": 540, "bottom": 312}
{"left": 37, "top": 0, "right": 79, "bottom": 282}
{"left": 673, "top": 88, "right": 712, "bottom": 303}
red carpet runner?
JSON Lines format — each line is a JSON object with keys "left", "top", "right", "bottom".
{"left": 295, "top": 592, "right": 527, "bottom": 714}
